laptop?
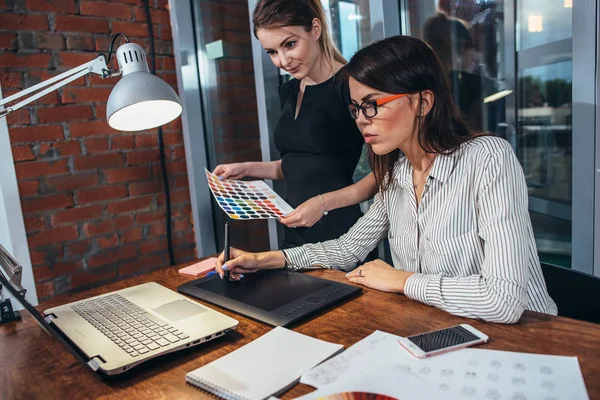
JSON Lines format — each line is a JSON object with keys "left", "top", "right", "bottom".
{"left": 0, "top": 245, "right": 238, "bottom": 376}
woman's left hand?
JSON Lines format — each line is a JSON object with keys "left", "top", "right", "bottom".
{"left": 279, "top": 196, "right": 325, "bottom": 228}
{"left": 345, "top": 259, "right": 414, "bottom": 293}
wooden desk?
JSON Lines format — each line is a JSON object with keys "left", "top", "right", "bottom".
{"left": 2, "top": 265, "right": 599, "bottom": 399}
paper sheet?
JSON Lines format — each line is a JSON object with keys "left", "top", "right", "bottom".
{"left": 300, "top": 330, "right": 590, "bottom": 400}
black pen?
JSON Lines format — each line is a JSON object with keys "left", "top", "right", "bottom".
{"left": 223, "top": 221, "right": 230, "bottom": 280}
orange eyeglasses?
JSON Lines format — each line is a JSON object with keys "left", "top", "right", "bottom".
{"left": 348, "top": 93, "right": 410, "bottom": 119}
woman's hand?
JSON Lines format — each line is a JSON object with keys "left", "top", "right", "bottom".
{"left": 279, "top": 196, "right": 325, "bottom": 228}
{"left": 213, "top": 163, "right": 248, "bottom": 180}
{"left": 215, "top": 247, "right": 263, "bottom": 280}
{"left": 345, "top": 259, "right": 414, "bottom": 293}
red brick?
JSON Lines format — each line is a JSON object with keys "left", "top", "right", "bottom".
{"left": 25, "top": 0, "right": 75, "bottom": 13}
{"left": 24, "top": 215, "right": 45, "bottom": 232}
{"left": 122, "top": 228, "right": 142, "bottom": 243}
{"left": 71, "top": 266, "right": 116, "bottom": 289}
{"left": 95, "top": 103, "right": 107, "bottom": 119}
{"left": 61, "top": 87, "right": 112, "bottom": 104}
{"left": 37, "top": 32, "right": 65, "bottom": 50}
{"left": 6, "top": 109, "right": 31, "bottom": 125}
{"left": 0, "top": 53, "right": 52, "bottom": 69}
{"left": 163, "top": 131, "right": 183, "bottom": 146}
{"left": 96, "top": 233, "right": 119, "bottom": 249}
{"left": 161, "top": 56, "right": 175, "bottom": 71}
{"left": 80, "top": 1, "right": 132, "bottom": 19}
{"left": 111, "top": 135, "right": 135, "bottom": 150}
{"left": 74, "top": 153, "right": 124, "bottom": 171}
{"left": 112, "top": 21, "right": 152, "bottom": 38}
{"left": 140, "top": 237, "right": 168, "bottom": 254}
{"left": 29, "top": 245, "right": 62, "bottom": 265}
{"left": 58, "top": 51, "right": 98, "bottom": 68}
{"left": 66, "top": 35, "right": 95, "bottom": 51}
{"left": 28, "top": 225, "right": 78, "bottom": 247}
{"left": 103, "top": 166, "right": 152, "bottom": 183}
{"left": 83, "top": 220, "right": 115, "bottom": 236}
{"left": 84, "top": 137, "right": 109, "bottom": 153}
{"left": 8, "top": 125, "right": 64, "bottom": 143}
{"left": 160, "top": 26, "right": 172, "bottom": 42}
{"left": 174, "top": 175, "right": 189, "bottom": 188}
{"left": 135, "top": 134, "right": 158, "bottom": 148}
{"left": 37, "top": 105, "right": 92, "bottom": 124}
{"left": 126, "top": 149, "right": 159, "bottom": 165}
{"left": 36, "top": 281, "right": 55, "bottom": 300}
{"left": 148, "top": 221, "right": 166, "bottom": 238}
{"left": 46, "top": 172, "right": 97, "bottom": 191}
{"left": 174, "top": 245, "right": 195, "bottom": 261}
{"left": 53, "top": 260, "right": 82, "bottom": 275}
{"left": 158, "top": 188, "right": 190, "bottom": 205}
{"left": 18, "top": 180, "right": 39, "bottom": 197}
{"left": 65, "top": 239, "right": 90, "bottom": 257}
{"left": 0, "top": 12, "right": 49, "bottom": 31}
{"left": 129, "top": 180, "right": 161, "bottom": 196}
{"left": 165, "top": 160, "right": 187, "bottom": 175}
{"left": 118, "top": 253, "right": 166, "bottom": 276}
{"left": 12, "top": 145, "right": 35, "bottom": 162}
{"left": 107, "top": 195, "right": 153, "bottom": 214}
{"left": 136, "top": 210, "right": 164, "bottom": 224}
{"left": 174, "top": 218, "right": 189, "bottom": 232}
{"left": 15, "top": 159, "right": 69, "bottom": 179}
{"left": 55, "top": 15, "right": 109, "bottom": 33}
{"left": 171, "top": 145, "right": 186, "bottom": 160}
{"left": 70, "top": 121, "right": 118, "bottom": 137}
{"left": 0, "top": 32, "right": 17, "bottom": 50}
{"left": 51, "top": 204, "right": 104, "bottom": 225}
{"left": 0, "top": 71, "right": 21, "bottom": 89}
{"left": 77, "top": 185, "right": 127, "bottom": 203}
{"left": 134, "top": 7, "right": 170, "bottom": 24}
{"left": 87, "top": 245, "right": 137, "bottom": 268}
{"left": 115, "top": 215, "right": 134, "bottom": 229}
{"left": 22, "top": 193, "right": 73, "bottom": 214}
{"left": 54, "top": 140, "right": 81, "bottom": 157}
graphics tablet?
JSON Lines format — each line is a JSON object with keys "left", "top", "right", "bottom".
{"left": 177, "top": 270, "right": 362, "bottom": 326}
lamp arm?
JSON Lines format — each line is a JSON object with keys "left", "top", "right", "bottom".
{"left": 0, "top": 55, "right": 110, "bottom": 119}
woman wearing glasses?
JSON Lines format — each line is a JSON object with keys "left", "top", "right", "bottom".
{"left": 215, "top": 36, "right": 557, "bottom": 324}
{"left": 213, "top": 0, "right": 378, "bottom": 249}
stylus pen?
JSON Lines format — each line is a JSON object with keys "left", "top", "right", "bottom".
{"left": 223, "top": 221, "right": 230, "bottom": 280}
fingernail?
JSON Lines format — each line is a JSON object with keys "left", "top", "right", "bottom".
{"left": 239, "top": 274, "right": 244, "bottom": 279}
{"left": 222, "top": 264, "right": 229, "bottom": 271}
{"left": 219, "top": 273, "right": 223, "bottom": 279}
{"left": 345, "top": 272, "right": 350, "bottom": 277}
{"left": 218, "top": 175, "right": 224, "bottom": 181}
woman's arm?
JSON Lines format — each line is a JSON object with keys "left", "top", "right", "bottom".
{"left": 284, "top": 190, "right": 389, "bottom": 271}
{"left": 403, "top": 141, "right": 530, "bottom": 324}
{"left": 213, "top": 160, "right": 284, "bottom": 181}
{"left": 280, "top": 173, "right": 377, "bottom": 228}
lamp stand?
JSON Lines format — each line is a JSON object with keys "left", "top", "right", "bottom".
{"left": 0, "top": 284, "right": 21, "bottom": 324}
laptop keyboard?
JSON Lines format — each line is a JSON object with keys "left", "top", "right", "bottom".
{"left": 71, "top": 294, "right": 190, "bottom": 358}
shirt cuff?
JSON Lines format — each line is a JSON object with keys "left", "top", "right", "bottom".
{"left": 404, "top": 273, "right": 442, "bottom": 306}
{"left": 283, "top": 246, "right": 311, "bottom": 270}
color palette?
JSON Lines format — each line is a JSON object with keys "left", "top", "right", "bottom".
{"left": 205, "top": 168, "right": 294, "bottom": 220}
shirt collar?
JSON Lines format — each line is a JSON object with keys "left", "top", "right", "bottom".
{"left": 394, "top": 149, "right": 460, "bottom": 187}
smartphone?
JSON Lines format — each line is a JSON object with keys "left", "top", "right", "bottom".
{"left": 398, "top": 324, "right": 488, "bottom": 358}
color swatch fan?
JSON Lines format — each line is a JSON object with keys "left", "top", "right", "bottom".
{"left": 205, "top": 168, "right": 294, "bottom": 220}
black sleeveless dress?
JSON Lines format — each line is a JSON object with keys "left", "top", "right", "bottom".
{"left": 274, "top": 72, "right": 366, "bottom": 248}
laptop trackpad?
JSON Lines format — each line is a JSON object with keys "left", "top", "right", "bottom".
{"left": 152, "top": 300, "right": 206, "bottom": 322}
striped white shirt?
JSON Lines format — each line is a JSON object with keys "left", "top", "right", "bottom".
{"left": 285, "top": 136, "right": 557, "bottom": 323}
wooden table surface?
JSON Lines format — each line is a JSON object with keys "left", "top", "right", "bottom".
{"left": 1, "top": 264, "right": 599, "bottom": 400}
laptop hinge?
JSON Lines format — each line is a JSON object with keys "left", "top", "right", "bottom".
{"left": 87, "top": 356, "right": 105, "bottom": 371}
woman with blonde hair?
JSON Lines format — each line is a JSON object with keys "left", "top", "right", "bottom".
{"left": 214, "top": 0, "right": 378, "bottom": 252}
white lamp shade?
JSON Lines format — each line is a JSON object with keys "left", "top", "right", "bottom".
{"left": 106, "top": 71, "right": 182, "bottom": 132}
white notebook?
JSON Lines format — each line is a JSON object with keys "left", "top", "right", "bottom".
{"left": 185, "top": 327, "right": 343, "bottom": 400}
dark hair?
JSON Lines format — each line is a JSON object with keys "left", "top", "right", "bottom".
{"left": 345, "top": 35, "right": 480, "bottom": 191}
{"left": 252, "top": 0, "right": 346, "bottom": 68}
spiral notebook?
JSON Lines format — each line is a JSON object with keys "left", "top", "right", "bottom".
{"left": 185, "top": 327, "right": 343, "bottom": 400}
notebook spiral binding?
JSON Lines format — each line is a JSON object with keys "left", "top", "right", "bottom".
{"left": 186, "top": 374, "right": 252, "bottom": 400}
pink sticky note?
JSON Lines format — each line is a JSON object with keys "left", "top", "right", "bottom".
{"left": 178, "top": 257, "right": 217, "bottom": 277}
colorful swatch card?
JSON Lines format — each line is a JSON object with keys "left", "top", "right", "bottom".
{"left": 205, "top": 168, "right": 294, "bottom": 220}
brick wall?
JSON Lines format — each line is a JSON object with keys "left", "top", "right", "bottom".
{"left": 0, "top": 0, "right": 196, "bottom": 301}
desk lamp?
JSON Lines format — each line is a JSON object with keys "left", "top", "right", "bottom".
{"left": 0, "top": 33, "right": 182, "bottom": 130}
{"left": 0, "top": 34, "right": 183, "bottom": 322}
